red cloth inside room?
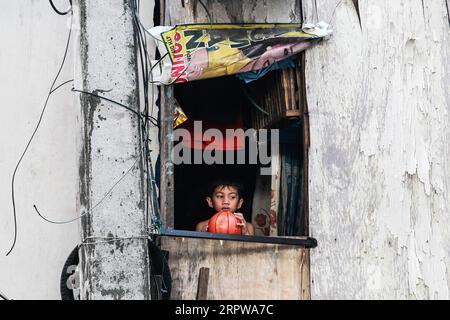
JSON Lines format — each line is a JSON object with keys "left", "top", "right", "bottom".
{"left": 178, "top": 112, "right": 245, "bottom": 151}
{"left": 175, "top": 76, "right": 246, "bottom": 151}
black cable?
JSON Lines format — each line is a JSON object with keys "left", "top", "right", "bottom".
{"left": 31, "top": 1, "right": 157, "bottom": 229}
{"left": 49, "top": 0, "right": 72, "bottom": 16}
{"left": 71, "top": 88, "right": 158, "bottom": 126}
{"left": 134, "top": 1, "right": 166, "bottom": 294}
{"left": 149, "top": 52, "right": 169, "bottom": 73}
{"left": 132, "top": 0, "right": 151, "bottom": 229}
{"left": 10, "top": 0, "right": 160, "bottom": 256}
{"left": 33, "top": 205, "right": 82, "bottom": 225}
{"left": 0, "top": 290, "right": 9, "bottom": 300}
{"left": 50, "top": 79, "right": 74, "bottom": 94}
{"left": 133, "top": 0, "right": 162, "bottom": 234}
{"left": 148, "top": 32, "right": 209, "bottom": 85}
{"left": 6, "top": 11, "right": 73, "bottom": 257}
{"left": 72, "top": 88, "right": 140, "bottom": 116}
{"left": 32, "top": 152, "right": 141, "bottom": 225}
{"left": 198, "top": 0, "right": 212, "bottom": 24}
{"left": 240, "top": 82, "right": 270, "bottom": 116}
{"left": 445, "top": 0, "right": 450, "bottom": 29}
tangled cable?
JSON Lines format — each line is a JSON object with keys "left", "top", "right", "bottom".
{"left": 6, "top": 5, "right": 73, "bottom": 256}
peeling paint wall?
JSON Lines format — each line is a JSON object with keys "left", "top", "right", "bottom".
{"left": 304, "top": 0, "right": 450, "bottom": 299}
{"left": 0, "top": 1, "right": 79, "bottom": 299}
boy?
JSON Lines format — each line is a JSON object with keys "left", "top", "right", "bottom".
{"left": 196, "top": 179, "right": 255, "bottom": 235}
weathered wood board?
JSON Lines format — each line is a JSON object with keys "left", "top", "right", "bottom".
{"left": 161, "top": 237, "right": 310, "bottom": 299}
{"left": 304, "top": 0, "right": 450, "bottom": 299}
{"left": 162, "top": 0, "right": 302, "bottom": 25}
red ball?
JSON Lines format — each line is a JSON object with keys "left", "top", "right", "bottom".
{"left": 208, "top": 211, "right": 242, "bottom": 235}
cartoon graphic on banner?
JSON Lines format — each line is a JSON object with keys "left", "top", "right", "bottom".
{"left": 149, "top": 22, "right": 332, "bottom": 85}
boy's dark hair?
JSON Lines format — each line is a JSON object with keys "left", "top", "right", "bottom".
{"left": 207, "top": 179, "right": 245, "bottom": 199}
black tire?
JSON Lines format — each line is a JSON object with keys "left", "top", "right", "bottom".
{"left": 60, "top": 242, "right": 171, "bottom": 300}
{"left": 60, "top": 246, "right": 79, "bottom": 300}
{"left": 148, "top": 239, "right": 172, "bottom": 300}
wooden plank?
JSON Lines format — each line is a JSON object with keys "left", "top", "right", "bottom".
{"left": 160, "top": 86, "right": 175, "bottom": 228}
{"left": 161, "top": 236, "right": 310, "bottom": 299}
{"left": 299, "top": 52, "right": 309, "bottom": 238}
{"left": 286, "top": 110, "right": 301, "bottom": 118}
{"left": 282, "top": 70, "right": 290, "bottom": 111}
{"left": 196, "top": 267, "right": 210, "bottom": 300}
{"left": 165, "top": 0, "right": 302, "bottom": 24}
{"left": 300, "top": 247, "right": 311, "bottom": 299}
{"left": 305, "top": 0, "right": 450, "bottom": 299}
{"left": 295, "top": 57, "right": 302, "bottom": 113}
{"left": 159, "top": 0, "right": 174, "bottom": 228}
{"left": 289, "top": 68, "right": 297, "bottom": 110}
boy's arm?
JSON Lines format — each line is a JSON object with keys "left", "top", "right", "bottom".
{"left": 234, "top": 213, "right": 254, "bottom": 235}
{"left": 196, "top": 220, "right": 209, "bottom": 232}
{"left": 245, "top": 222, "right": 255, "bottom": 236}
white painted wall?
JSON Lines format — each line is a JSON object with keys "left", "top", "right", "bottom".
{"left": 0, "top": 0, "right": 157, "bottom": 300}
{"left": 0, "top": 0, "right": 79, "bottom": 299}
{"left": 305, "top": 0, "right": 450, "bottom": 299}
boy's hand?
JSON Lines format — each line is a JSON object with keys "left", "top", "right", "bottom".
{"left": 234, "top": 213, "right": 249, "bottom": 235}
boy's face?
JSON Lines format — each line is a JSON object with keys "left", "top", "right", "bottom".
{"left": 206, "top": 185, "right": 243, "bottom": 213}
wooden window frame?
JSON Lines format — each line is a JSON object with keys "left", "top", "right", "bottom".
{"left": 157, "top": 61, "right": 316, "bottom": 248}
{"left": 156, "top": 0, "right": 313, "bottom": 248}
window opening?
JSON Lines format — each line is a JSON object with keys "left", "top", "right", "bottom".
{"left": 156, "top": 57, "right": 316, "bottom": 248}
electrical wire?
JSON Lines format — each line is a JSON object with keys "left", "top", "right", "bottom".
{"left": 72, "top": 88, "right": 142, "bottom": 117}
{"left": 6, "top": 10, "right": 73, "bottom": 257}
{"left": 133, "top": 0, "right": 152, "bottom": 231}
{"left": 327, "top": 0, "right": 344, "bottom": 25}
{"left": 148, "top": 32, "right": 209, "bottom": 85}
{"left": 71, "top": 88, "right": 158, "bottom": 126}
{"left": 446, "top": 0, "right": 450, "bottom": 29}
{"left": 240, "top": 83, "right": 270, "bottom": 116}
{"left": 0, "top": 289, "right": 9, "bottom": 300}
{"left": 132, "top": 1, "right": 168, "bottom": 296}
{"left": 24, "top": 2, "right": 166, "bottom": 293}
{"left": 198, "top": 0, "right": 212, "bottom": 24}
{"left": 80, "top": 235, "right": 148, "bottom": 246}
{"left": 31, "top": 1, "right": 159, "bottom": 228}
{"left": 133, "top": 6, "right": 164, "bottom": 43}
{"left": 49, "top": 0, "right": 72, "bottom": 16}
{"left": 4, "top": 2, "right": 166, "bottom": 296}
{"left": 33, "top": 205, "right": 83, "bottom": 225}
{"left": 135, "top": 0, "right": 170, "bottom": 294}
{"left": 33, "top": 148, "right": 142, "bottom": 225}
{"left": 142, "top": 0, "right": 214, "bottom": 85}
{"left": 131, "top": 0, "right": 162, "bottom": 232}
{"left": 50, "top": 79, "right": 74, "bottom": 94}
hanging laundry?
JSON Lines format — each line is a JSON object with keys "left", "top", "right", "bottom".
{"left": 149, "top": 22, "right": 332, "bottom": 85}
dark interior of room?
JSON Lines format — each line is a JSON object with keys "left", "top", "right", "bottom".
{"left": 173, "top": 76, "right": 258, "bottom": 231}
